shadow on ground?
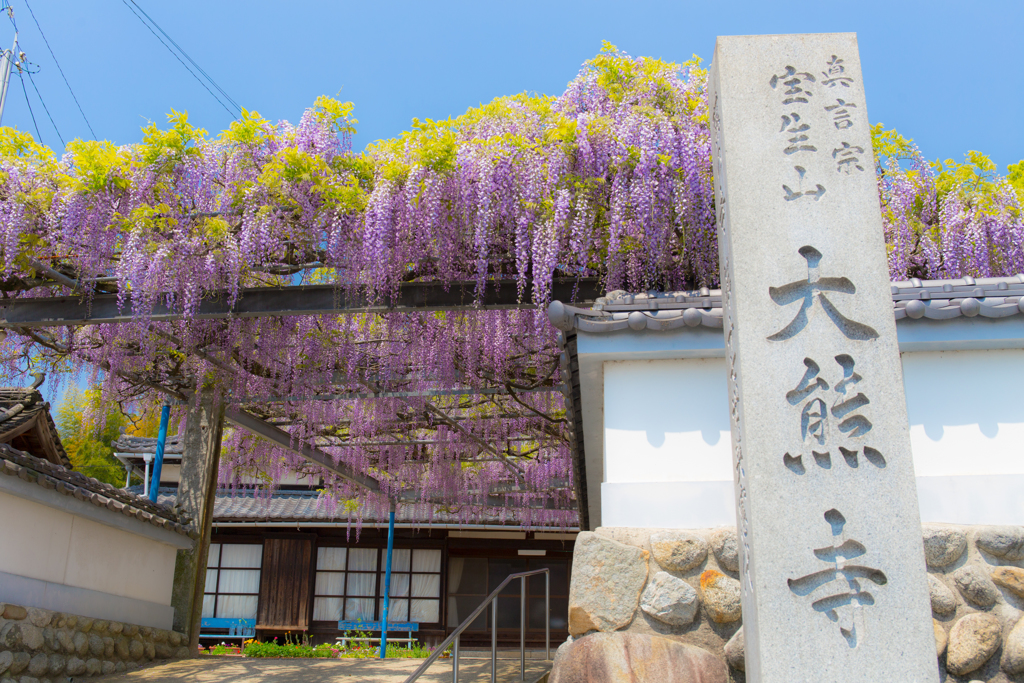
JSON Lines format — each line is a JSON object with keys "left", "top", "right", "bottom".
{"left": 92, "top": 656, "right": 551, "bottom": 683}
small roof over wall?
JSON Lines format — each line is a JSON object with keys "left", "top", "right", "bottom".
{"left": 0, "top": 443, "right": 195, "bottom": 538}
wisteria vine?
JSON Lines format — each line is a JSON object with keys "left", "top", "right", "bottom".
{"left": 0, "top": 46, "right": 1020, "bottom": 528}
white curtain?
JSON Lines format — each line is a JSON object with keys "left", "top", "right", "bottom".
{"left": 204, "top": 569, "right": 219, "bottom": 594}
{"left": 315, "top": 572, "right": 345, "bottom": 596}
{"left": 412, "top": 549, "right": 441, "bottom": 573}
{"left": 221, "top": 544, "right": 262, "bottom": 568}
{"left": 317, "top": 547, "right": 347, "bottom": 571}
{"left": 410, "top": 599, "right": 439, "bottom": 623}
{"left": 345, "top": 597, "right": 374, "bottom": 621}
{"left": 380, "top": 598, "right": 409, "bottom": 622}
{"left": 217, "top": 595, "right": 258, "bottom": 619}
{"left": 218, "top": 569, "right": 260, "bottom": 594}
{"left": 388, "top": 573, "right": 410, "bottom": 598}
{"left": 411, "top": 574, "right": 440, "bottom": 598}
{"left": 448, "top": 558, "right": 465, "bottom": 593}
{"left": 348, "top": 548, "right": 378, "bottom": 572}
{"left": 207, "top": 544, "right": 221, "bottom": 568}
{"left": 201, "top": 595, "right": 215, "bottom": 618}
{"left": 391, "top": 549, "right": 411, "bottom": 572}
{"left": 313, "top": 597, "right": 343, "bottom": 622}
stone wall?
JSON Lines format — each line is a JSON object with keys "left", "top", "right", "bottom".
{"left": 553, "top": 525, "right": 1024, "bottom": 683}
{"left": 0, "top": 602, "right": 188, "bottom": 683}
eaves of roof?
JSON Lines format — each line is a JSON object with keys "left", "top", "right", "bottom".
{"left": 0, "top": 443, "right": 195, "bottom": 537}
{"left": 547, "top": 275, "right": 1024, "bottom": 334}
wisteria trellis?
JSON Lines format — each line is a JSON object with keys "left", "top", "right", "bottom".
{"left": 0, "top": 47, "right": 1020, "bottom": 528}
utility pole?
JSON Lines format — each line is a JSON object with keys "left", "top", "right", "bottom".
{"left": 0, "top": 2, "right": 16, "bottom": 126}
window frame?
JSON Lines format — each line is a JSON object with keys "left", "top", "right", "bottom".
{"left": 311, "top": 544, "right": 444, "bottom": 627}
{"left": 204, "top": 541, "right": 264, "bottom": 621}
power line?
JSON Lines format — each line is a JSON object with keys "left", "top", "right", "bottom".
{"left": 120, "top": 0, "right": 238, "bottom": 119}
{"left": 16, "top": 68, "right": 41, "bottom": 144}
{"left": 22, "top": 0, "right": 96, "bottom": 138}
{"left": 126, "top": 0, "right": 240, "bottom": 113}
{"left": 26, "top": 68, "right": 63, "bottom": 147}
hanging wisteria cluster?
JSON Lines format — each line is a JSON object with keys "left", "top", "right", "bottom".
{"left": 0, "top": 46, "right": 1021, "bottom": 528}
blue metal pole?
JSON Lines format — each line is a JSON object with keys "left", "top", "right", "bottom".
{"left": 148, "top": 405, "right": 170, "bottom": 503}
{"left": 379, "top": 501, "right": 396, "bottom": 659}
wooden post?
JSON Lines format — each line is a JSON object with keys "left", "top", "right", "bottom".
{"left": 170, "top": 390, "right": 226, "bottom": 654}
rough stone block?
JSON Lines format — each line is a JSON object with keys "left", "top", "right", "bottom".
{"left": 154, "top": 643, "right": 172, "bottom": 659}
{"left": 90, "top": 621, "right": 107, "bottom": 635}
{"left": 568, "top": 532, "right": 648, "bottom": 635}
{"left": 928, "top": 575, "right": 958, "bottom": 616}
{"left": 992, "top": 566, "right": 1024, "bottom": 599}
{"left": 173, "top": 646, "right": 190, "bottom": 659}
{"left": 650, "top": 531, "right": 708, "bottom": 572}
{"left": 1003, "top": 615, "right": 1024, "bottom": 674}
{"left": 87, "top": 634, "right": 103, "bottom": 658}
{"left": 103, "top": 636, "right": 114, "bottom": 659}
{"left": 953, "top": 566, "right": 1000, "bottom": 608}
{"left": 549, "top": 632, "right": 727, "bottom": 683}
{"left": 724, "top": 627, "right": 744, "bottom": 671}
{"left": 640, "top": 572, "right": 699, "bottom": 626}
{"left": 45, "top": 655, "right": 62, "bottom": 676}
{"left": 709, "top": 528, "right": 739, "bottom": 573}
{"left": 23, "top": 612, "right": 48, "bottom": 631}
{"left": 108, "top": 622, "right": 123, "bottom": 635}
{"left": 128, "top": 639, "right": 144, "bottom": 661}
{"left": 0, "top": 625, "right": 19, "bottom": 651}
{"left": 101, "top": 660, "right": 115, "bottom": 674}
{"left": 699, "top": 570, "right": 740, "bottom": 624}
{"left": 143, "top": 641, "right": 155, "bottom": 660}
{"left": 976, "top": 526, "right": 1024, "bottom": 561}
{"left": 933, "top": 620, "right": 947, "bottom": 657}
{"left": 115, "top": 637, "right": 130, "bottom": 660}
{"left": 0, "top": 651, "right": 11, "bottom": 675}
{"left": 18, "top": 626, "right": 42, "bottom": 652}
{"left": 84, "top": 658, "right": 101, "bottom": 675}
{"left": 8, "top": 653, "right": 27, "bottom": 676}
{"left": 0, "top": 608, "right": 25, "bottom": 622}
{"left": 946, "top": 613, "right": 1002, "bottom": 675}
{"left": 26, "top": 655, "right": 47, "bottom": 677}
{"left": 922, "top": 525, "right": 967, "bottom": 568}
{"left": 72, "top": 633, "right": 87, "bottom": 658}
{"left": 63, "top": 657, "right": 85, "bottom": 676}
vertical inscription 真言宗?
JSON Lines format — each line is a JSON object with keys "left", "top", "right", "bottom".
{"left": 710, "top": 33, "right": 938, "bottom": 683}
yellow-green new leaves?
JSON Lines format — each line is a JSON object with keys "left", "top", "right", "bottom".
{"left": 259, "top": 147, "right": 368, "bottom": 215}
{"left": 64, "top": 139, "right": 132, "bottom": 194}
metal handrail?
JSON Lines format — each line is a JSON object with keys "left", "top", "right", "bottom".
{"left": 403, "top": 567, "right": 550, "bottom": 683}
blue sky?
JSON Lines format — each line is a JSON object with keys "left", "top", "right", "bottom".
{"left": 6, "top": 0, "right": 1023, "bottom": 405}
{"left": 3, "top": 0, "right": 1023, "bottom": 171}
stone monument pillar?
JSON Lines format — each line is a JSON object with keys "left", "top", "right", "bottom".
{"left": 709, "top": 33, "right": 938, "bottom": 682}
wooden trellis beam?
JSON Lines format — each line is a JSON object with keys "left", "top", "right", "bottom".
{"left": 0, "top": 278, "right": 601, "bottom": 328}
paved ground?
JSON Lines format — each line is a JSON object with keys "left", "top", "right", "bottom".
{"left": 93, "top": 656, "right": 551, "bottom": 683}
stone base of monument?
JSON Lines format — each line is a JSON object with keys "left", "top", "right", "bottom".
{"left": 550, "top": 526, "right": 1024, "bottom": 683}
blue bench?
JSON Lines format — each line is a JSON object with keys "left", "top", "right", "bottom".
{"left": 336, "top": 620, "right": 419, "bottom": 648}
{"left": 198, "top": 618, "right": 256, "bottom": 645}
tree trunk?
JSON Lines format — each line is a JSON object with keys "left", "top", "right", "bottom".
{"left": 170, "top": 391, "right": 225, "bottom": 654}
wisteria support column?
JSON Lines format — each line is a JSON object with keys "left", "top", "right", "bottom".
{"left": 170, "top": 389, "right": 226, "bottom": 654}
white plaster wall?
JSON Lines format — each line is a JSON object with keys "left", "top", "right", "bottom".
{"left": 0, "top": 490, "right": 179, "bottom": 605}
{"left": 599, "top": 350, "right": 1024, "bottom": 528}
{"left": 903, "top": 348, "right": 1024, "bottom": 524}
{"left": 603, "top": 358, "right": 735, "bottom": 528}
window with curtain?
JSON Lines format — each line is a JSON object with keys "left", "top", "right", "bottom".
{"left": 377, "top": 548, "right": 442, "bottom": 624}
{"left": 203, "top": 543, "right": 262, "bottom": 620}
{"left": 313, "top": 546, "right": 442, "bottom": 625}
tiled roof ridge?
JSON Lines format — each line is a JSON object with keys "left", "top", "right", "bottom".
{"left": 0, "top": 443, "right": 196, "bottom": 538}
{"left": 548, "top": 274, "right": 1024, "bottom": 333}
